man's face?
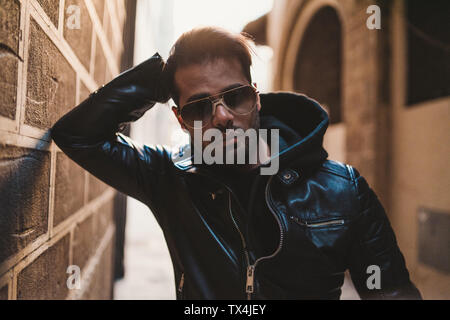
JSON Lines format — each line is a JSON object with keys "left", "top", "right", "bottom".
{"left": 172, "top": 57, "right": 261, "bottom": 160}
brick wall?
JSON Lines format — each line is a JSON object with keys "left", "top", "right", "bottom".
{"left": 0, "top": 0, "right": 133, "bottom": 299}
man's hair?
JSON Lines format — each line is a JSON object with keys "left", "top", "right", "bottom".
{"left": 164, "top": 27, "right": 255, "bottom": 106}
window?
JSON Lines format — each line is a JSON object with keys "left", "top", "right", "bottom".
{"left": 407, "top": 0, "right": 450, "bottom": 106}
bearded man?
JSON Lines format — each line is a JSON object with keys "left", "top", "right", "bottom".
{"left": 51, "top": 27, "right": 421, "bottom": 300}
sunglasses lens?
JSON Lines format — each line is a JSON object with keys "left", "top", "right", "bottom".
{"left": 223, "top": 86, "right": 256, "bottom": 114}
{"left": 179, "top": 86, "right": 257, "bottom": 127}
{"left": 180, "top": 99, "right": 212, "bottom": 127}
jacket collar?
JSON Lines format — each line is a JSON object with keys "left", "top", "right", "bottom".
{"left": 172, "top": 91, "right": 329, "bottom": 173}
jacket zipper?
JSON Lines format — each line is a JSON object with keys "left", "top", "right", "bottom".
{"left": 228, "top": 175, "right": 285, "bottom": 300}
{"left": 289, "top": 216, "right": 345, "bottom": 227}
{"left": 188, "top": 169, "right": 284, "bottom": 300}
{"left": 227, "top": 194, "right": 251, "bottom": 286}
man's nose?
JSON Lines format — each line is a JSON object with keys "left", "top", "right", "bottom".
{"left": 211, "top": 103, "right": 234, "bottom": 129}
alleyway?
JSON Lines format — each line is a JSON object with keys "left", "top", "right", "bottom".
{"left": 114, "top": 197, "right": 176, "bottom": 299}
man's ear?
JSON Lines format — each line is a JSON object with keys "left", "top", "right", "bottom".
{"left": 256, "top": 92, "right": 261, "bottom": 112}
{"left": 253, "top": 82, "right": 261, "bottom": 112}
{"left": 172, "top": 106, "right": 187, "bottom": 130}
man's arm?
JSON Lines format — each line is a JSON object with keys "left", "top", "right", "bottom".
{"left": 51, "top": 53, "right": 171, "bottom": 207}
{"left": 347, "top": 166, "right": 422, "bottom": 300}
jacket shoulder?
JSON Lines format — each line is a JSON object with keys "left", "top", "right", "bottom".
{"left": 318, "top": 159, "right": 355, "bottom": 181}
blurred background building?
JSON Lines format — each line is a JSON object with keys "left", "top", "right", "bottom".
{"left": 257, "top": 0, "right": 450, "bottom": 299}
{"left": 0, "top": 0, "right": 448, "bottom": 300}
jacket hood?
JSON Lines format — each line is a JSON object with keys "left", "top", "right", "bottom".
{"left": 259, "top": 91, "right": 329, "bottom": 170}
{"left": 172, "top": 91, "right": 329, "bottom": 172}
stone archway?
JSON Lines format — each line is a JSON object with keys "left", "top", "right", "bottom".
{"left": 282, "top": 0, "right": 346, "bottom": 162}
{"left": 282, "top": 1, "right": 343, "bottom": 124}
{"left": 293, "top": 6, "right": 342, "bottom": 124}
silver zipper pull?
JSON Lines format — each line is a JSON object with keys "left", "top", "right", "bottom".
{"left": 246, "top": 265, "right": 255, "bottom": 295}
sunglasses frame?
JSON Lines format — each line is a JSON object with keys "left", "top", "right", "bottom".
{"left": 177, "top": 84, "right": 259, "bottom": 129}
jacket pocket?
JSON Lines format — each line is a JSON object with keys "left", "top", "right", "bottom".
{"left": 289, "top": 216, "right": 345, "bottom": 228}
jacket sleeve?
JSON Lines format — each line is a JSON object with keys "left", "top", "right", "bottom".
{"left": 51, "top": 53, "right": 171, "bottom": 208}
{"left": 347, "top": 166, "right": 422, "bottom": 300}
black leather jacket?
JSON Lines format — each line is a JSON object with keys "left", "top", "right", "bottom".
{"left": 51, "top": 54, "right": 422, "bottom": 300}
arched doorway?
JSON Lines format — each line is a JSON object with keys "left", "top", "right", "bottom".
{"left": 282, "top": 2, "right": 345, "bottom": 163}
{"left": 293, "top": 6, "right": 342, "bottom": 124}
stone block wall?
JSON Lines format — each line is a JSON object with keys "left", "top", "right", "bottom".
{"left": 0, "top": 0, "right": 132, "bottom": 299}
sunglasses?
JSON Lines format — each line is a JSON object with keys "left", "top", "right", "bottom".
{"left": 177, "top": 84, "right": 259, "bottom": 128}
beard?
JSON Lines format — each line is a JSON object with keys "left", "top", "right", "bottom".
{"left": 189, "top": 109, "right": 262, "bottom": 170}
{"left": 220, "top": 110, "right": 261, "bottom": 167}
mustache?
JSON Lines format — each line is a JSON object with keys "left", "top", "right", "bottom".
{"left": 220, "top": 127, "right": 246, "bottom": 141}
{"left": 212, "top": 122, "right": 245, "bottom": 139}
{"left": 214, "top": 121, "right": 241, "bottom": 133}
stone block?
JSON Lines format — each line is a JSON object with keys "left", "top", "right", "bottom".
{"left": 0, "top": 145, "right": 50, "bottom": 264}
{"left": 0, "top": 0, "right": 20, "bottom": 52}
{"left": 81, "top": 236, "right": 114, "bottom": 300}
{"left": 53, "top": 152, "right": 85, "bottom": 226}
{"left": 105, "top": 66, "right": 114, "bottom": 83}
{"left": 0, "top": 0, "right": 20, "bottom": 119}
{"left": 0, "top": 50, "right": 18, "bottom": 120}
{"left": 93, "top": 36, "right": 107, "bottom": 86}
{"left": 78, "top": 81, "right": 91, "bottom": 102}
{"left": 95, "top": 199, "right": 114, "bottom": 243}
{"left": 88, "top": 173, "right": 109, "bottom": 202}
{"left": 36, "top": 0, "right": 59, "bottom": 28}
{"left": 25, "top": 19, "right": 76, "bottom": 129}
{"left": 104, "top": 5, "right": 113, "bottom": 42}
{"left": 91, "top": 0, "right": 105, "bottom": 22}
{"left": 72, "top": 214, "right": 95, "bottom": 270}
{"left": 64, "top": 0, "right": 93, "bottom": 70}
{"left": 17, "top": 234, "right": 70, "bottom": 299}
